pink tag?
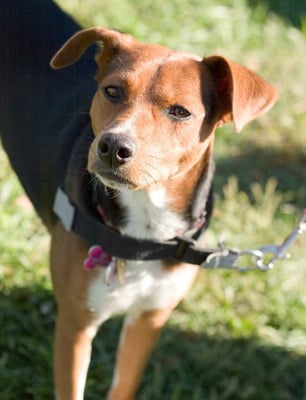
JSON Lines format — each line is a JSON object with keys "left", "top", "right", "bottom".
{"left": 83, "top": 245, "right": 112, "bottom": 270}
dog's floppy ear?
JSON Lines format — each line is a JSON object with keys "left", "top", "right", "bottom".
{"left": 50, "top": 27, "right": 133, "bottom": 70}
{"left": 203, "top": 56, "right": 278, "bottom": 132}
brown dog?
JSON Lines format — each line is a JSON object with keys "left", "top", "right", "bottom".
{"left": 0, "top": 2, "right": 278, "bottom": 398}
{"left": 49, "top": 27, "right": 277, "bottom": 399}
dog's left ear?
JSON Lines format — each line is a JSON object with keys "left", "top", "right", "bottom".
{"left": 50, "top": 27, "right": 133, "bottom": 71}
{"left": 203, "top": 56, "right": 278, "bottom": 132}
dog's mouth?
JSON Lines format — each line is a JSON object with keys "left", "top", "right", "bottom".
{"left": 90, "top": 159, "right": 168, "bottom": 191}
{"left": 95, "top": 169, "right": 139, "bottom": 191}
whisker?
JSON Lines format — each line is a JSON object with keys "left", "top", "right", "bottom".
{"left": 146, "top": 154, "right": 164, "bottom": 162}
{"left": 141, "top": 160, "right": 162, "bottom": 177}
{"left": 137, "top": 160, "right": 162, "bottom": 185}
{"left": 106, "top": 187, "right": 121, "bottom": 200}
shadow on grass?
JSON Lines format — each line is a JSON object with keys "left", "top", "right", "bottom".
{"left": 0, "top": 286, "right": 55, "bottom": 400}
{"left": 0, "top": 285, "right": 305, "bottom": 400}
{"left": 249, "top": 0, "right": 306, "bottom": 29}
{"left": 214, "top": 137, "right": 306, "bottom": 207}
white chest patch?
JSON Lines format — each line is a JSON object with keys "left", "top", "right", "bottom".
{"left": 87, "top": 259, "right": 197, "bottom": 326}
{"left": 119, "top": 188, "right": 187, "bottom": 240}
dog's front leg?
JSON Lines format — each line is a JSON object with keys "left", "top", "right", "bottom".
{"left": 107, "top": 308, "right": 173, "bottom": 400}
{"left": 54, "top": 312, "right": 96, "bottom": 400}
{"left": 50, "top": 223, "right": 99, "bottom": 400}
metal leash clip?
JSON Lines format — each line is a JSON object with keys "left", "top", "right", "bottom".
{"left": 202, "top": 209, "right": 306, "bottom": 271}
{"left": 255, "top": 208, "right": 306, "bottom": 271}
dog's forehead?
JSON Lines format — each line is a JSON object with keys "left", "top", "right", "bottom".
{"left": 125, "top": 43, "right": 201, "bottom": 73}
{"left": 105, "top": 44, "right": 204, "bottom": 96}
{"left": 150, "top": 53, "right": 203, "bottom": 83}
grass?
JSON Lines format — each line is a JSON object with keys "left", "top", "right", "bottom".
{"left": 0, "top": 0, "right": 306, "bottom": 398}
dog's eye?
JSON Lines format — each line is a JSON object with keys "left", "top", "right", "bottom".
{"left": 103, "top": 86, "right": 123, "bottom": 103}
{"left": 168, "top": 105, "right": 191, "bottom": 120}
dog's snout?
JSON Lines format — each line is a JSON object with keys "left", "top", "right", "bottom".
{"left": 98, "top": 133, "right": 136, "bottom": 167}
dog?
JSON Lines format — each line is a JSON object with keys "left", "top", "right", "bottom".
{"left": 0, "top": 1, "right": 278, "bottom": 399}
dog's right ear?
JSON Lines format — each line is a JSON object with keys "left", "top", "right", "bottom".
{"left": 203, "top": 56, "right": 278, "bottom": 132}
{"left": 50, "top": 27, "right": 133, "bottom": 70}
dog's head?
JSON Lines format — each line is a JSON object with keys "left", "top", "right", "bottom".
{"left": 51, "top": 28, "right": 278, "bottom": 191}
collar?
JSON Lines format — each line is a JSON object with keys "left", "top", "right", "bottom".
{"left": 53, "top": 185, "right": 212, "bottom": 264}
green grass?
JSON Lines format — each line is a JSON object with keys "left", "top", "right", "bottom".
{"left": 0, "top": 0, "right": 306, "bottom": 399}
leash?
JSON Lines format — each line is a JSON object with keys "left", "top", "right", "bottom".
{"left": 202, "top": 208, "right": 306, "bottom": 271}
{"left": 54, "top": 187, "right": 305, "bottom": 271}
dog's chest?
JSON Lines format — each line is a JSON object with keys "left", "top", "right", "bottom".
{"left": 86, "top": 259, "right": 192, "bottom": 324}
{"left": 86, "top": 188, "right": 192, "bottom": 324}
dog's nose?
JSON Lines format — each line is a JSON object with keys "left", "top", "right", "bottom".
{"left": 98, "top": 133, "right": 136, "bottom": 167}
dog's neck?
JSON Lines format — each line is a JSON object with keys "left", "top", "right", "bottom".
{"left": 118, "top": 187, "right": 189, "bottom": 240}
{"left": 95, "top": 145, "right": 214, "bottom": 242}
